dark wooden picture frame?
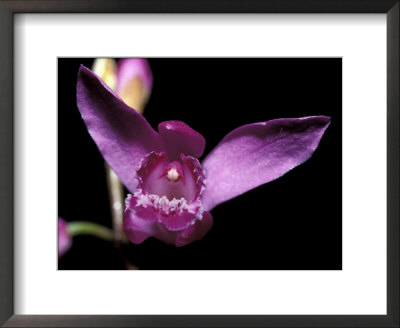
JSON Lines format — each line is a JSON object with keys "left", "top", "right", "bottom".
{"left": 0, "top": 1, "right": 398, "bottom": 327}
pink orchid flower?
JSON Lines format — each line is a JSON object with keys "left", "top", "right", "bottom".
{"left": 58, "top": 217, "right": 72, "bottom": 257}
{"left": 77, "top": 65, "right": 330, "bottom": 247}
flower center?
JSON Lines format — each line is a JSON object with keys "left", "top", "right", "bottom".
{"left": 136, "top": 151, "right": 206, "bottom": 206}
{"left": 166, "top": 168, "right": 180, "bottom": 182}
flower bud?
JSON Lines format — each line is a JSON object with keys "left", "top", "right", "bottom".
{"left": 115, "top": 58, "right": 153, "bottom": 114}
{"left": 58, "top": 218, "right": 72, "bottom": 258}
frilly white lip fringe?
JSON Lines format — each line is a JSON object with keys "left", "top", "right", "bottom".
{"left": 77, "top": 64, "right": 330, "bottom": 247}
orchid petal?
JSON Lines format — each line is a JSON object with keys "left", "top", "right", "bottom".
{"left": 201, "top": 116, "right": 331, "bottom": 211}
{"left": 158, "top": 121, "right": 206, "bottom": 160}
{"left": 127, "top": 188, "right": 204, "bottom": 232}
{"left": 180, "top": 153, "right": 207, "bottom": 201}
{"left": 76, "top": 65, "right": 163, "bottom": 193}
{"left": 123, "top": 209, "right": 159, "bottom": 244}
{"left": 124, "top": 197, "right": 211, "bottom": 246}
{"left": 175, "top": 211, "right": 213, "bottom": 247}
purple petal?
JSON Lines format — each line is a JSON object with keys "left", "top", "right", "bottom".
{"left": 201, "top": 116, "right": 331, "bottom": 211}
{"left": 123, "top": 203, "right": 212, "bottom": 247}
{"left": 115, "top": 58, "right": 153, "bottom": 93}
{"left": 123, "top": 209, "right": 160, "bottom": 244}
{"left": 128, "top": 192, "right": 202, "bottom": 231}
{"left": 175, "top": 211, "right": 213, "bottom": 247}
{"left": 180, "top": 153, "right": 207, "bottom": 200}
{"left": 126, "top": 188, "right": 204, "bottom": 232}
{"left": 58, "top": 218, "right": 72, "bottom": 258}
{"left": 158, "top": 121, "right": 206, "bottom": 160}
{"left": 76, "top": 65, "right": 163, "bottom": 193}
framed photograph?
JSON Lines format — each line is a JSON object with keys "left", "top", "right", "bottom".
{"left": 1, "top": 1, "right": 398, "bottom": 327}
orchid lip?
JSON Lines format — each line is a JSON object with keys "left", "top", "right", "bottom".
{"left": 125, "top": 151, "right": 207, "bottom": 231}
{"left": 136, "top": 151, "right": 205, "bottom": 203}
{"left": 130, "top": 190, "right": 199, "bottom": 218}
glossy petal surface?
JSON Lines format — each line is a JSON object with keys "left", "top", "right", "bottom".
{"left": 201, "top": 116, "right": 331, "bottom": 210}
{"left": 158, "top": 121, "right": 206, "bottom": 160}
{"left": 76, "top": 65, "right": 163, "bottom": 192}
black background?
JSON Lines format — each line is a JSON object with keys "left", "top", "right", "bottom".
{"left": 58, "top": 58, "right": 342, "bottom": 270}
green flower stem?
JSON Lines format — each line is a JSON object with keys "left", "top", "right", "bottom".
{"left": 104, "top": 163, "right": 126, "bottom": 242}
{"left": 67, "top": 221, "right": 128, "bottom": 243}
